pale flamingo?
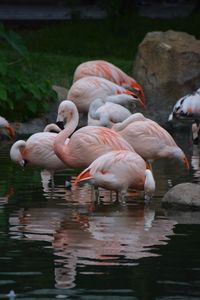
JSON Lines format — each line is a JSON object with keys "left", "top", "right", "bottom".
{"left": 54, "top": 100, "right": 134, "bottom": 169}
{"left": 75, "top": 150, "right": 155, "bottom": 202}
{"left": 0, "top": 116, "right": 15, "bottom": 138}
{"left": 10, "top": 123, "right": 67, "bottom": 171}
{"left": 112, "top": 113, "right": 189, "bottom": 168}
{"left": 67, "top": 76, "right": 144, "bottom": 113}
{"left": 169, "top": 88, "right": 200, "bottom": 144}
{"left": 87, "top": 94, "right": 136, "bottom": 127}
{"left": 73, "top": 60, "right": 145, "bottom": 105}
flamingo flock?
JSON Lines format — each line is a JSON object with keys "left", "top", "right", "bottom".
{"left": 3, "top": 59, "right": 190, "bottom": 203}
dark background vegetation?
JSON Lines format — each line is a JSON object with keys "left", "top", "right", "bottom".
{"left": 1, "top": 0, "right": 200, "bottom": 121}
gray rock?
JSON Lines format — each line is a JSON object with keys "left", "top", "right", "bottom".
{"left": 52, "top": 85, "right": 68, "bottom": 101}
{"left": 133, "top": 30, "right": 200, "bottom": 126}
{"left": 162, "top": 182, "right": 200, "bottom": 209}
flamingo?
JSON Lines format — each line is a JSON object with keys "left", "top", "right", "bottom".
{"left": 72, "top": 60, "right": 145, "bottom": 105}
{"left": 0, "top": 116, "right": 15, "bottom": 139}
{"left": 169, "top": 88, "right": 200, "bottom": 144}
{"left": 112, "top": 113, "right": 189, "bottom": 169}
{"left": 87, "top": 94, "right": 137, "bottom": 127}
{"left": 75, "top": 150, "right": 155, "bottom": 202}
{"left": 67, "top": 76, "right": 144, "bottom": 113}
{"left": 54, "top": 100, "right": 134, "bottom": 169}
{"left": 10, "top": 123, "right": 67, "bottom": 172}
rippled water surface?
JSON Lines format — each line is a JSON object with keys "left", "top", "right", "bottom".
{"left": 0, "top": 129, "right": 200, "bottom": 299}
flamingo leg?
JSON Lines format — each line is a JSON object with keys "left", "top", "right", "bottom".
{"left": 119, "top": 191, "right": 127, "bottom": 205}
{"left": 192, "top": 120, "right": 200, "bottom": 145}
{"left": 50, "top": 171, "right": 55, "bottom": 189}
{"left": 92, "top": 186, "right": 100, "bottom": 203}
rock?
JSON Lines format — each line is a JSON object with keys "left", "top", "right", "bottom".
{"left": 133, "top": 30, "right": 200, "bottom": 125}
{"left": 162, "top": 182, "right": 200, "bottom": 209}
{"left": 13, "top": 117, "right": 46, "bottom": 136}
{"left": 52, "top": 85, "right": 68, "bottom": 101}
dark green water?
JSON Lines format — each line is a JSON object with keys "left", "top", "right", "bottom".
{"left": 0, "top": 130, "right": 200, "bottom": 300}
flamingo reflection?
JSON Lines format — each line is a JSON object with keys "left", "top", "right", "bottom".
{"left": 191, "top": 144, "right": 200, "bottom": 183}
{"left": 8, "top": 185, "right": 176, "bottom": 289}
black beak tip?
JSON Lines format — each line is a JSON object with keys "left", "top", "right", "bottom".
{"left": 56, "top": 121, "right": 65, "bottom": 130}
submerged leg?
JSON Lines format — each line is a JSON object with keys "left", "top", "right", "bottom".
{"left": 192, "top": 121, "right": 200, "bottom": 145}
{"left": 50, "top": 171, "right": 55, "bottom": 189}
{"left": 119, "top": 190, "right": 127, "bottom": 205}
{"left": 92, "top": 186, "right": 100, "bottom": 203}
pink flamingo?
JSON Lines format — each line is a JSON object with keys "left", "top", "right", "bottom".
{"left": 0, "top": 116, "right": 15, "bottom": 138}
{"left": 87, "top": 94, "right": 138, "bottom": 127}
{"left": 75, "top": 150, "right": 155, "bottom": 202}
{"left": 54, "top": 100, "right": 134, "bottom": 169}
{"left": 67, "top": 76, "right": 144, "bottom": 113}
{"left": 73, "top": 60, "right": 145, "bottom": 105}
{"left": 10, "top": 123, "right": 67, "bottom": 171}
{"left": 112, "top": 113, "right": 189, "bottom": 168}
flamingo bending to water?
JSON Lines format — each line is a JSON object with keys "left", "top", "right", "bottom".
{"left": 10, "top": 123, "right": 67, "bottom": 171}
{"left": 73, "top": 60, "right": 145, "bottom": 105}
{"left": 75, "top": 150, "right": 155, "bottom": 202}
{"left": 112, "top": 113, "right": 189, "bottom": 168}
{"left": 67, "top": 76, "right": 144, "bottom": 113}
{"left": 54, "top": 100, "right": 134, "bottom": 169}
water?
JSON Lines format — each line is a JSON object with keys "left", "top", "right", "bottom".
{"left": 0, "top": 129, "right": 200, "bottom": 300}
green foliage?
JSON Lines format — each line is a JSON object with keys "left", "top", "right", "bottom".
{"left": 21, "top": 10, "right": 200, "bottom": 61}
{"left": 0, "top": 23, "right": 56, "bottom": 121}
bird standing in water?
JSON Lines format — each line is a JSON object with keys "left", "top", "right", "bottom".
{"left": 112, "top": 113, "right": 189, "bottom": 169}
{"left": 75, "top": 150, "right": 155, "bottom": 202}
{"left": 10, "top": 123, "right": 67, "bottom": 172}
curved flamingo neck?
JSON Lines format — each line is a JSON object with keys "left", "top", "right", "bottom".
{"left": 43, "top": 123, "right": 62, "bottom": 133}
{"left": 89, "top": 98, "right": 104, "bottom": 120}
{"left": 112, "top": 113, "right": 145, "bottom": 131}
{"left": 10, "top": 140, "right": 26, "bottom": 165}
{"left": 54, "top": 103, "right": 79, "bottom": 162}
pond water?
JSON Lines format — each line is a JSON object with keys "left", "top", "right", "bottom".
{"left": 0, "top": 128, "right": 200, "bottom": 300}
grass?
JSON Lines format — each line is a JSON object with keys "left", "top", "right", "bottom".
{"left": 16, "top": 9, "right": 200, "bottom": 89}
{"left": 1, "top": 9, "right": 200, "bottom": 121}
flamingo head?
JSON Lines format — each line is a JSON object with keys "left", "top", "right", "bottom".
{"left": 123, "top": 89, "right": 146, "bottom": 110}
{"left": 172, "top": 148, "right": 190, "bottom": 170}
{"left": 130, "top": 82, "right": 146, "bottom": 107}
{"left": 4, "top": 124, "right": 15, "bottom": 139}
{"left": 10, "top": 140, "right": 26, "bottom": 167}
{"left": 56, "top": 100, "right": 78, "bottom": 125}
{"left": 182, "top": 155, "right": 190, "bottom": 170}
{"left": 0, "top": 117, "right": 15, "bottom": 139}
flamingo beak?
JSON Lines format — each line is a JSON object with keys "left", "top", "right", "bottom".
{"left": 125, "top": 90, "right": 146, "bottom": 110}
{"left": 5, "top": 125, "right": 15, "bottom": 139}
{"left": 56, "top": 121, "right": 65, "bottom": 130}
{"left": 131, "top": 82, "right": 146, "bottom": 106}
{"left": 183, "top": 156, "right": 190, "bottom": 170}
{"left": 74, "top": 169, "right": 92, "bottom": 186}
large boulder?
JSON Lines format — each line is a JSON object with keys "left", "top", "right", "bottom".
{"left": 162, "top": 182, "right": 200, "bottom": 209}
{"left": 133, "top": 30, "right": 200, "bottom": 125}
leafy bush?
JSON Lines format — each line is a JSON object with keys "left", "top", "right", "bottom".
{"left": 0, "top": 23, "right": 56, "bottom": 121}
